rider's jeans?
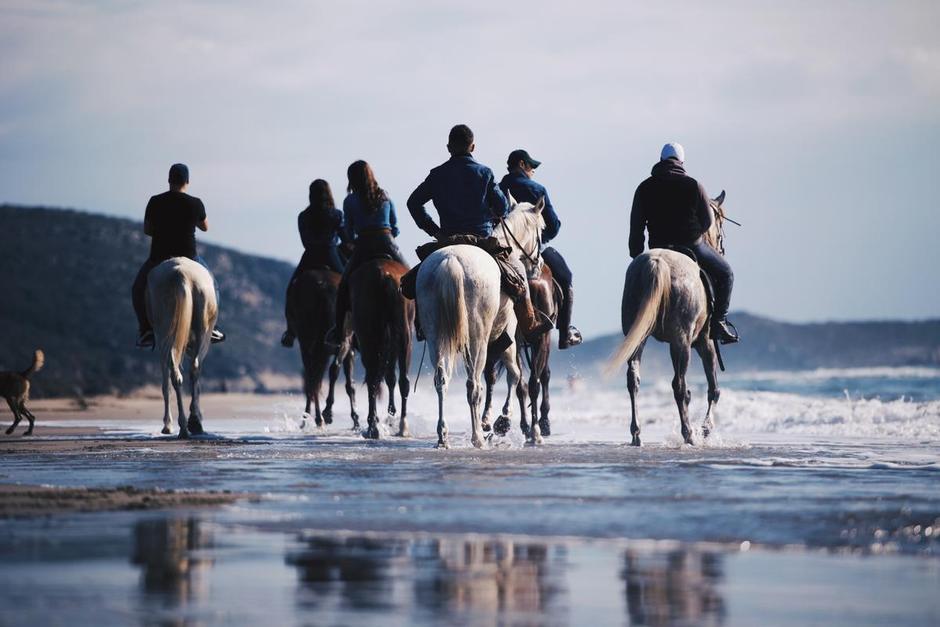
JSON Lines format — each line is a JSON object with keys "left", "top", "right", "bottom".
{"left": 689, "top": 241, "right": 733, "bottom": 318}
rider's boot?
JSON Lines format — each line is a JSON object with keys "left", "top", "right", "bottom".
{"left": 280, "top": 330, "right": 295, "bottom": 348}
{"left": 210, "top": 328, "right": 226, "bottom": 344}
{"left": 712, "top": 316, "right": 739, "bottom": 344}
{"left": 514, "top": 297, "right": 553, "bottom": 344}
{"left": 557, "top": 286, "right": 582, "bottom": 350}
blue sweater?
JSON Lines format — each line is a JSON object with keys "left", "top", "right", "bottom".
{"left": 407, "top": 155, "right": 509, "bottom": 238}
{"left": 498, "top": 170, "right": 561, "bottom": 243}
{"left": 342, "top": 193, "right": 399, "bottom": 239}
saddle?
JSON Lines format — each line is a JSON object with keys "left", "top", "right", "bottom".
{"left": 401, "top": 235, "right": 527, "bottom": 300}
{"left": 665, "top": 245, "right": 716, "bottom": 318}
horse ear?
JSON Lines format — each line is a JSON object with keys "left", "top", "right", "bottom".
{"left": 714, "top": 190, "right": 726, "bottom": 207}
{"left": 533, "top": 195, "right": 546, "bottom": 213}
{"left": 506, "top": 191, "right": 517, "bottom": 208}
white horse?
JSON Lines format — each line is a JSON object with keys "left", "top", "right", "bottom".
{"left": 147, "top": 257, "right": 218, "bottom": 439}
{"left": 417, "top": 198, "right": 544, "bottom": 448}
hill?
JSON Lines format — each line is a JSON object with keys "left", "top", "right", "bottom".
{"left": 0, "top": 204, "right": 296, "bottom": 397}
{"left": 1, "top": 205, "right": 938, "bottom": 397}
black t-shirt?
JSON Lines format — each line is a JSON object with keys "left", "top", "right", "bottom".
{"left": 145, "top": 191, "right": 207, "bottom": 261}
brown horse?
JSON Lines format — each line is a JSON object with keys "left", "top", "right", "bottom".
{"left": 517, "top": 263, "right": 557, "bottom": 439}
{"left": 286, "top": 268, "right": 358, "bottom": 429}
{"left": 349, "top": 259, "right": 414, "bottom": 439}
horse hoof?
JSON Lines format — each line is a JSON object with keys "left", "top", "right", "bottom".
{"left": 365, "top": 426, "right": 380, "bottom": 440}
{"left": 519, "top": 420, "right": 530, "bottom": 438}
{"left": 323, "top": 408, "right": 332, "bottom": 420}
{"left": 397, "top": 428, "right": 410, "bottom": 438}
{"left": 436, "top": 440, "right": 450, "bottom": 450}
{"left": 631, "top": 436, "right": 641, "bottom": 446}
{"left": 702, "top": 427, "right": 711, "bottom": 439}
{"left": 315, "top": 418, "right": 323, "bottom": 428}
{"left": 493, "top": 416, "right": 511, "bottom": 436}
{"left": 161, "top": 426, "right": 171, "bottom": 435}
{"left": 324, "top": 415, "right": 333, "bottom": 425}
{"left": 187, "top": 418, "right": 204, "bottom": 435}
{"left": 5, "top": 427, "right": 14, "bottom": 435}
{"left": 178, "top": 430, "right": 190, "bottom": 440}
{"left": 23, "top": 430, "right": 33, "bottom": 437}
{"left": 538, "top": 418, "right": 551, "bottom": 436}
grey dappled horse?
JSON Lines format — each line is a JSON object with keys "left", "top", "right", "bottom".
{"left": 147, "top": 257, "right": 217, "bottom": 438}
{"left": 608, "top": 192, "right": 729, "bottom": 446}
{"left": 417, "top": 198, "right": 544, "bottom": 448}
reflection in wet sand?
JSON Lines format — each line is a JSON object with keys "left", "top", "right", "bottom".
{"left": 622, "top": 549, "right": 726, "bottom": 626}
{"left": 132, "top": 517, "right": 213, "bottom": 604}
{"left": 287, "top": 535, "right": 562, "bottom": 621}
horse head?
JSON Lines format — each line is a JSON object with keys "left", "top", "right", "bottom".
{"left": 703, "top": 190, "right": 727, "bottom": 256}
{"left": 498, "top": 195, "right": 546, "bottom": 273}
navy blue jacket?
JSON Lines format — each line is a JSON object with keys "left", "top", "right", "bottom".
{"left": 407, "top": 154, "right": 509, "bottom": 238}
{"left": 498, "top": 170, "right": 561, "bottom": 243}
{"left": 342, "top": 193, "right": 400, "bottom": 239}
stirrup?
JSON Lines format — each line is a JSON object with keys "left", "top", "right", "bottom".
{"left": 136, "top": 330, "right": 155, "bottom": 350}
{"left": 210, "top": 329, "right": 226, "bottom": 344}
{"left": 713, "top": 318, "right": 739, "bottom": 345}
{"left": 280, "top": 331, "right": 295, "bottom": 348}
{"left": 324, "top": 326, "right": 342, "bottom": 348}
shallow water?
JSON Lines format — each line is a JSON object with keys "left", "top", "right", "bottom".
{"left": 1, "top": 368, "right": 939, "bottom": 625}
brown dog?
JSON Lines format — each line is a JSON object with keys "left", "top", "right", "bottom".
{"left": 1, "top": 350, "right": 44, "bottom": 436}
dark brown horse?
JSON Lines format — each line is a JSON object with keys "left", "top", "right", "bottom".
{"left": 518, "top": 263, "right": 557, "bottom": 438}
{"left": 287, "top": 269, "right": 358, "bottom": 429}
{"left": 349, "top": 259, "right": 414, "bottom": 439}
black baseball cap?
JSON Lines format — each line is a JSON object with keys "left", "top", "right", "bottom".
{"left": 507, "top": 149, "right": 541, "bottom": 170}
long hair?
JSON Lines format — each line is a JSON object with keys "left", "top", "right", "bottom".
{"left": 308, "top": 179, "right": 336, "bottom": 213}
{"left": 346, "top": 160, "right": 387, "bottom": 214}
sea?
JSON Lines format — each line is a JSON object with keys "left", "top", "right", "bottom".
{"left": 1, "top": 366, "right": 938, "bottom": 626}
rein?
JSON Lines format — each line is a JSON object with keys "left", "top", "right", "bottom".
{"left": 498, "top": 216, "right": 541, "bottom": 266}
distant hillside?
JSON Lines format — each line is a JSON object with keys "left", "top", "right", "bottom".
{"left": 1, "top": 205, "right": 938, "bottom": 397}
{"left": 0, "top": 204, "right": 297, "bottom": 397}
{"left": 569, "top": 313, "right": 940, "bottom": 377}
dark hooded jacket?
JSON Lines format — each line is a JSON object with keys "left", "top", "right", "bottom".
{"left": 629, "top": 158, "right": 713, "bottom": 258}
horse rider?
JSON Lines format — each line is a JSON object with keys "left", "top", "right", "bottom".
{"left": 499, "top": 149, "right": 582, "bottom": 350}
{"left": 281, "top": 179, "right": 349, "bottom": 348}
{"left": 403, "top": 124, "right": 553, "bottom": 342}
{"left": 131, "top": 163, "right": 225, "bottom": 349}
{"left": 629, "top": 143, "right": 739, "bottom": 344}
{"left": 324, "top": 160, "right": 409, "bottom": 345}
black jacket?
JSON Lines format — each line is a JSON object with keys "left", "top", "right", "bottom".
{"left": 629, "top": 158, "right": 713, "bottom": 258}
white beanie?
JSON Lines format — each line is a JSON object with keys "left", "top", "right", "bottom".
{"left": 660, "top": 142, "right": 685, "bottom": 162}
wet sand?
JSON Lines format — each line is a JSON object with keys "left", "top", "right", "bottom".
{"left": 0, "top": 484, "right": 248, "bottom": 517}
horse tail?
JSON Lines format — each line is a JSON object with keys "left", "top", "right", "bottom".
{"left": 434, "top": 257, "right": 470, "bottom": 379}
{"left": 20, "top": 349, "right": 44, "bottom": 379}
{"left": 606, "top": 255, "right": 671, "bottom": 375}
{"left": 166, "top": 278, "right": 193, "bottom": 386}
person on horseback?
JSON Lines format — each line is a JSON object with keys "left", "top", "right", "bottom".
{"left": 281, "top": 179, "right": 349, "bottom": 348}
{"left": 132, "top": 163, "right": 225, "bottom": 349}
{"left": 404, "top": 125, "right": 553, "bottom": 342}
{"left": 324, "top": 160, "right": 408, "bottom": 345}
{"left": 499, "top": 149, "right": 582, "bottom": 350}
{"left": 629, "top": 143, "right": 739, "bottom": 344}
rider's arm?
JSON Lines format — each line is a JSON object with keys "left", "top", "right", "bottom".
{"left": 143, "top": 197, "right": 154, "bottom": 237}
{"left": 334, "top": 208, "right": 352, "bottom": 247}
{"left": 485, "top": 170, "right": 510, "bottom": 220}
{"left": 629, "top": 187, "right": 646, "bottom": 258}
{"left": 407, "top": 178, "right": 441, "bottom": 238}
{"left": 194, "top": 198, "right": 208, "bottom": 232}
{"left": 388, "top": 199, "right": 400, "bottom": 238}
{"left": 197, "top": 218, "right": 208, "bottom": 232}
{"left": 298, "top": 212, "right": 313, "bottom": 250}
{"left": 540, "top": 189, "right": 561, "bottom": 243}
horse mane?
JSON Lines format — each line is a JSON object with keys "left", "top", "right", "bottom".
{"left": 498, "top": 202, "right": 544, "bottom": 259}
{"left": 702, "top": 200, "right": 726, "bottom": 256}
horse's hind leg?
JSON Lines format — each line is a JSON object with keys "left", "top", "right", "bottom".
{"left": 500, "top": 346, "right": 522, "bottom": 436}
{"left": 627, "top": 343, "right": 645, "bottom": 446}
{"left": 19, "top": 403, "right": 37, "bottom": 436}
{"left": 670, "top": 342, "right": 693, "bottom": 445}
{"left": 343, "top": 352, "right": 360, "bottom": 430}
{"left": 435, "top": 365, "right": 449, "bottom": 449}
{"left": 396, "top": 334, "right": 412, "bottom": 438}
{"left": 481, "top": 358, "right": 497, "bottom": 432}
{"left": 695, "top": 341, "right": 721, "bottom": 438}
{"left": 161, "top": 365, "right": 172, "bottom": 435}
{"left": 5, "top": 398, "right": 22, "bottom": 435}
{"left": 538, "top": 361, "right": 551, "bottom": 438}
{"left": 172, "top": 366, "right": 188, "bottom": 439}
{"left": 323, "top": 354, "right": 341, "bottom": 425}
{"left": 385, "top": 362, "right": 398, "bottom": 425}
{"left": 187, "top": 359, "right": 205, "bottom": 435}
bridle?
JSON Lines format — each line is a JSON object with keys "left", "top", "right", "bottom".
{"left": 498, "top": 214, "right": 542, "bottom": 267}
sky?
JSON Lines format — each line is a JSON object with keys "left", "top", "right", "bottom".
{"left": 2, "top": 0, "right": 938, "bottom": 338}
